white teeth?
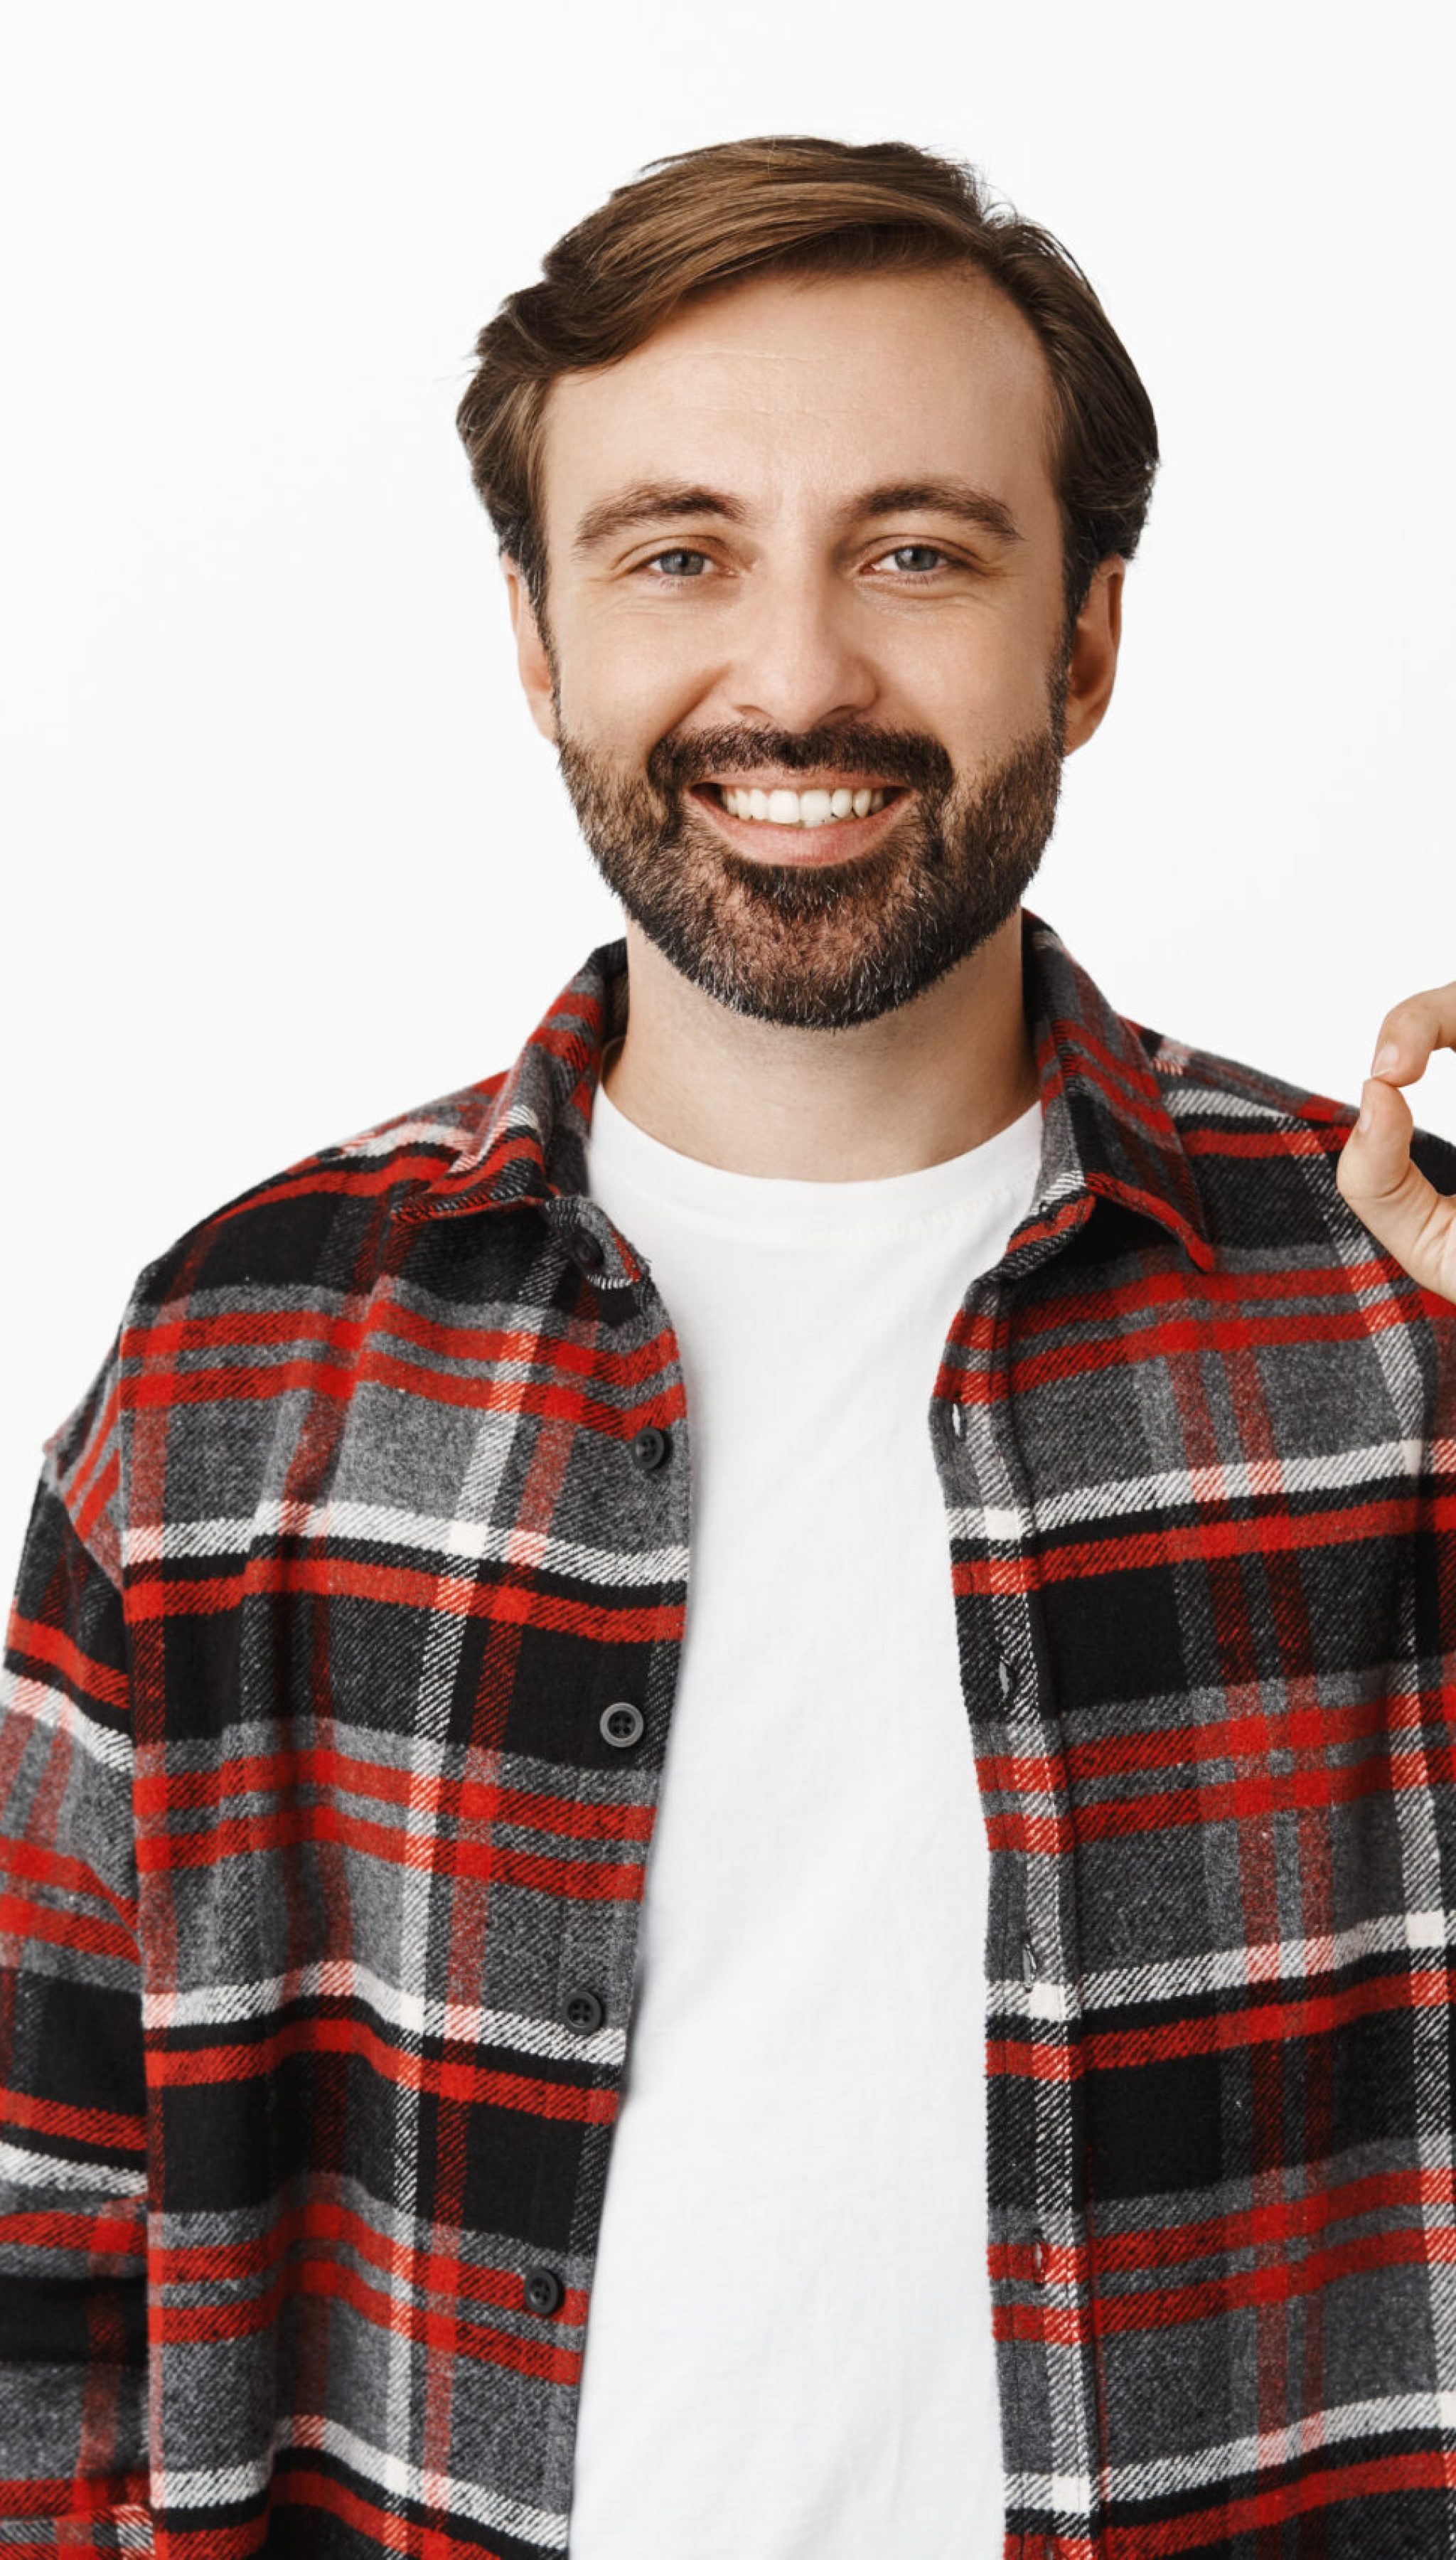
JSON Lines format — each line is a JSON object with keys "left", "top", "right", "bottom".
{"left": 717, "top": 784, "right": 892, "bottom": 826}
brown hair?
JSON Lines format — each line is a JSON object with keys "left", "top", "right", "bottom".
{"left": 455, "top": 134, "right": 1158, "bottom": 651}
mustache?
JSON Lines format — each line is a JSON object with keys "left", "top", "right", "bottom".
{"left": 646, "top": 721, "right": 956, "bottom": 801}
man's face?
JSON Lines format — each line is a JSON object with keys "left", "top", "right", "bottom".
{"left": 508, "top": 262, "right": 1118, "bottom": 1031}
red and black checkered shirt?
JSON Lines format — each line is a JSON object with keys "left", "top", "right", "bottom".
{"left": 4, "top": 904, "right": 1456, "bottom": 2559}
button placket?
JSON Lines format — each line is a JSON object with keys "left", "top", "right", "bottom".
{"left": 946, "top": 1217, "right": 1101, "bottom": 2559}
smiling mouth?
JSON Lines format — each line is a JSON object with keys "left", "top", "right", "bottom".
{"left": 692, "top": 781, "right": 908, "bottom": 833}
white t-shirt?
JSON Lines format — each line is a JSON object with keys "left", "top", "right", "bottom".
{"left": 567, "top": 1051, "right": 1044, "bottom": 2559}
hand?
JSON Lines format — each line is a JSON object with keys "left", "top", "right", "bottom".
{"left": 1334, "top": 981, "right": 1456, "bottom": 1306}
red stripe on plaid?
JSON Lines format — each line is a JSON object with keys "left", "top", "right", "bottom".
{"left": 0, "top": 2079, "right": 145, "bottom": 2153}
{"left": 147, "top": 2018, "right": 622, "bottom": 2115}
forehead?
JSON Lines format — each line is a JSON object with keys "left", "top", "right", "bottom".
{"left": 537, "top": 264, "right": 1059, "bottom": 543}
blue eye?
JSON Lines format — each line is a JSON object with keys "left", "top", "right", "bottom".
{"left": 645, "top": 549, "right": 710, "bottom": 578}
{"left": 884, "top": 545, "right": 950, "bottom": 573}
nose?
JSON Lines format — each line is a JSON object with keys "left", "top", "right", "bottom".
{"left": 723, "top": 558, "right": 880, "bottom": 734}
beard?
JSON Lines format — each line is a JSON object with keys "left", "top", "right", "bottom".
{"left": 551, "top": 641, "right": 1071, "bottom": 1033}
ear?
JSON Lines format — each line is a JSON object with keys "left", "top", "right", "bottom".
{"left": 502, "top": 555, "right": 560, "bottom": 745}
{"left": 1061, "top": 557, "right": 1124, "bottom": 756}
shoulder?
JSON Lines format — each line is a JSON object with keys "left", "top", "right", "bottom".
{"left": 1135, "top": 1015, "right": 1456, "bottom": 1258}
{"left": 1148, "top": 1017, "right": 1456, "bottom": 1170}
{"left": 126, "top": 1070, "right": 508, "bottom": 1312}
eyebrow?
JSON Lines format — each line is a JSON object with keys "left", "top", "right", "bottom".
{"left": 569, "top": 476, "right": 1025, "bottom": 558}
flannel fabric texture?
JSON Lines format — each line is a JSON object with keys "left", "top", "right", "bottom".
{"left": 4, "top": 904, "right": 1456, "bottom": 2559}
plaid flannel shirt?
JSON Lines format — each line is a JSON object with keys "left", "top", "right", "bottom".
{"left": 4, "top": 902, "right": 1455, "bottom": 2560}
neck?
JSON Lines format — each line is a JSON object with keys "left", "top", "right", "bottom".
{"left": 598, "top": 909, "right": 1039, "bottom": 1181}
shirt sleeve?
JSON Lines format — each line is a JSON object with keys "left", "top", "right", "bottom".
{"left": 0, "top": 1335, "right": 153, "bottom": 2548}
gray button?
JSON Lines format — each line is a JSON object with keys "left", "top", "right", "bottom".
{"left": 1031, "top": 2231, "right": 1048, "bottom": 2284}
{"left": 599, "top": 1700, "right": 644, "bottom": 1749}
{"left": 569, "top": 1228, "right": 605, "bottom": 1272}
{"left": 1021, "top": 1934, "right": 1039, "bottom": 1990}
{"left": 523, "top": 2266, "right": 564, "bottom": 2316}
{"left": 997, "top": 1657, "right": 1014, "bottom": 1700}
{"left": 564, "top": 1988, "right": 604, "bottom": 2034}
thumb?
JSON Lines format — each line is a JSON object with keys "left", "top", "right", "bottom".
{"left": 1341, "top": 1074, "right": 1411, "bottom": 1200}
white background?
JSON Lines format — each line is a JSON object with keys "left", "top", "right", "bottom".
{"left": 1, "top": 0, "right": 1452, "bottom": 1582}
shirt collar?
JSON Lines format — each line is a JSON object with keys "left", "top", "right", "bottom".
{"left": 392, "top": 905, "right": 1216, "bottom": 1277}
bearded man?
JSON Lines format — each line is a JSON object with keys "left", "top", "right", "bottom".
{"left": 4, "top": 132, "right": 1455, "bottom": 2560}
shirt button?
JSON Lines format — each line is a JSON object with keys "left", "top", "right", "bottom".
{"left": 1021, "top": 1934, "right": 1039, "bottom": 1989}
{"left": 631, "top": 1424, "right": 670, "bottom": 1471}
{"left": 1031, "top": 2231, "right": 1049, "bottom": 2283}
{"left": 523, "top": 2266, "right": 564, "bottom": 2316}
{"left": 998, "top": 1658, "right": 1014, "bottom": 1700}
{"left": 564, "top": 1988, "right": 604, "bottom": 2034}
{"left": 569, "top": 1228, "right": 605, "bottom": 1272}
{"left": 599, "top": 1700, "right": 645, "bottom": 1750}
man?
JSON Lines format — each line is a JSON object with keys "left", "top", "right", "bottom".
{"left": 2, "top": 132, "right": 1454, "bottom": 2560}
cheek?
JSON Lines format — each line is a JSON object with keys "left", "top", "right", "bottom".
{"left": 911, "top": 624, "right": 1052, "bottom": 745}
{"left": 559, "top": 629, "right": 717, "bottom": 756}
{"left": 901, "top": 662, "right": 1009, "bottom": 765}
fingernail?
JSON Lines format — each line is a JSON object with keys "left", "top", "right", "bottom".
{"left": 1371, "top": 1041, "right": 1399, "bottom": 1076}
{"left": 1356, "top": 1091, "right": 1374, "bottom": 1134}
